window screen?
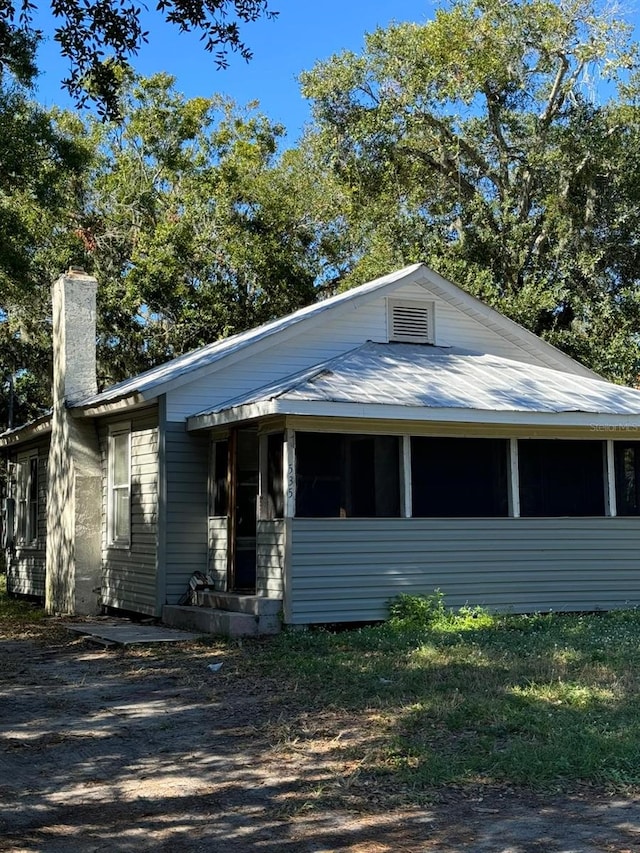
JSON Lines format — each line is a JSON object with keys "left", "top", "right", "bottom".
{"left": 519, "top": 439, "right": 605, "bottom": 517}
{"left": 614, "top": 442, "right": 640, "bottom": 516}
{"left": 266, "top": 432, "right": 284, "bottom": 519}
{"left": 411, "top": 437, "right": 509, "bottom": 517}
{"left": 295, "top": 432, "right": 400, "bottom": 518}
{"left": 212, "top": 440, "right": 229, "bottom": 517}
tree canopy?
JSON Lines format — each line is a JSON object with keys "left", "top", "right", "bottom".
{"left": 3, "top": 0, "right": 640, "bottom": 433}
{"left": 0, "top": 0, "right": 276, "bottom": 116}
{"left": 300, "top": 0, "right": 640, "bottom": 380}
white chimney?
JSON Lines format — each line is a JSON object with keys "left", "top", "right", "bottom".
{"left": 46, "top": 267, "right": 101, "bottom": 616}
{"left": 51, "top": 267, "right": 98, "bottom": 405}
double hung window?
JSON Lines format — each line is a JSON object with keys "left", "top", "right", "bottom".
{"left": 108, "top": 425, "right": 131, "bottom": 546}
{"left": 16, "top": 453, "right": 38, "bottom": 545}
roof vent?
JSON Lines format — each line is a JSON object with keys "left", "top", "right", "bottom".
{"left": 388, "top": 299, "right": 435, "bottom": 344}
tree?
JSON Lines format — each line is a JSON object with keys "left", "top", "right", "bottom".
{"left": 66, "top": 74, "right": 327, "bottom": 385}
{"left": 0, "top": 40, "right": 91, "bottom": 431}
{"left": 0, "top": 0, "right": 277, "bottom": 117}
{"left": 300, "top": 0, "right": 640, "bottom": 381}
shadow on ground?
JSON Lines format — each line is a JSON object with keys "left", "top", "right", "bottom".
{"left": 1, "top": 632, "right": 640, "bottom": 852}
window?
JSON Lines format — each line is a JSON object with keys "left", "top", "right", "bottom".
{"left": 411, "top": 437, "right": 509, "bottom": 517}
{"left": 210, "top": 439, "right": 229, "bottom": 517}
{"left": 518, "top": 439, "right": 605, "bottom": 517}
{"left": 16, "top": 452, "right": 38, "bottom": 545}
{"left": 295, "top": 432, "right": 401, "bottom": 518}
{"left": 614, "top": 442, "right": 640, "bottom": 516}
{"left": 108, "top": 426, "right": 131, "bottom": 546}
{"left": 266, "top": 433, "right": 284, "bottom": 519}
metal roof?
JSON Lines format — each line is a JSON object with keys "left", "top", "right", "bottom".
{"left": 192, "top": 342, "right": 640, "bottom": 419}
{"left": 76, "top": 264, "right": 425, "bottom": 408}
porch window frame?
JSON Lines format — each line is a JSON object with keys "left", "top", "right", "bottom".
{"left": 107, "top": 421, "right": 131, "bottom": 549}
{"left": 293, "top": 430, "right": 402, "bottom": 519}
{"left": 16, "top": 450, "right": 38, "bottom": 547}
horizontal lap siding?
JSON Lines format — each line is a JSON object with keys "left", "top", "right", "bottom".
{"left": 208, "top": 517, "right": 228, "bottom": 589}
{"left": 7, "top": 443, "right": 49, "bottom": 599}
{"left": 257, "top": 519, "right": 285, "bottom": 597}
{"left": 166, "top": 302, "right": 387, "bottom": 420}
{"left": 164, "top": 423, "right": 209, "bottom": 604}
{"left": 289, "top": 518, "right": 640, "bottom": 623}
{"left": 166, "top": 283, "right": 575, "bottom": 423}
{"left": 100, "top": 410, "right": 159, "bottom": 615}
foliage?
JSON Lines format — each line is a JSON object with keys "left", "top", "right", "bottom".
{"left": 0, "top": 574, "right": 45, "bottom": 624}
{"left": 248, "top": 606, "right": 640, "bottom": 792}
{"left": 300, "top": 0, "right": 640, "bottom": 382}
{"left": 388, "top": 590, "right": 448, "bottom": 627}
{"left": 0, "top": 0, "right": 277, "bottom": 117}
{"left": 0, "top": 52, "right": 91, "bottom": 430}
{"left": 65, "top": 74, "right": 327, "bottom": 385}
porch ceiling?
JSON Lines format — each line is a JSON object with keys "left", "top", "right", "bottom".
{"left": 186, "top": 342, "right": 640, "bottom": 431}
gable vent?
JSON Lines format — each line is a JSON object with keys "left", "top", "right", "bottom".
{"left": 388, "top": 299, "right": 435, "bottom": 344}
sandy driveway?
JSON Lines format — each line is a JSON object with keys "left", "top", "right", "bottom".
{"left": 1, "top": 625, "right": 640, "bottom": 852}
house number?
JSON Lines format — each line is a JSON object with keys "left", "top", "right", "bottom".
{"left": 287, "top": 463, "right": 294, "bottom": 498}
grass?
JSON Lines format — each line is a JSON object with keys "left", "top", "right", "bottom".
{"left": 247, "top": 595, "right": 640, "bottom": 793}
{"left": 0, "top": 573, "right": 45, "bottom": 628}
{"left": 3, "top": 575, "right": 640, "bottom": 795}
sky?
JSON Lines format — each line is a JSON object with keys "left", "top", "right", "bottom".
{"left": 33, "top": 0, "right": 435, "bottom": 142}
{"left": 32, "top": 0, "right": 640, "bottom": 144}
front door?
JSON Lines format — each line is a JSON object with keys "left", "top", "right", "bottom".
{"left": 228, "top": 428, "right": 258, "bottom": 592}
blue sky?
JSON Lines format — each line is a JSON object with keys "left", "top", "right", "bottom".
{"left": 34, "top": 0, "right": 435, "bottom": 140}
{"left": 33, "top": 0, "right": 639, "bottom": 143}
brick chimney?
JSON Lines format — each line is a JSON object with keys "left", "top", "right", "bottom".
{"left": 46, "top": 268, "right": 102, "bottom": 615}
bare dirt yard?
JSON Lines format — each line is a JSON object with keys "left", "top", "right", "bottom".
{"left": 2, "top": 620, "right": 640, "bottom": 852}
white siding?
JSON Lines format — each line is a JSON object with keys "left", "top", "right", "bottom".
{"left": 167, "top": 285, "right": 581, "bottom": 422}
{"left": 166, "top": 300, "right": 388, "bottom": 420}
{"left": 6, "top": 440, "right": 49, "bottom": 599}
{"left": 208, "top": 516, "right": 228, "bottom": 589}
{"left": 100, "top": 408, "right": 159, "bottom": 615}
{"left": 164, "top": 423, "right": 209, "bottom": 603}
{"left": 256, "top": 519, "right": 285, "bottom": 597}
{"left": 289, "top": 517, "right": 640, "bottom": 624}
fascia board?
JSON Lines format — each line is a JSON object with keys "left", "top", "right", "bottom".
{"left": 0, "top": 416, "right": 52, "bottom": 448}
{"left": 187, "top": 399, "right": 640, "bottom": 431}
{"left": 69, "top": 392, "right": 150, "bottom": 417}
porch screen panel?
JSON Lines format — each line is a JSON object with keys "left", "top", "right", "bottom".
{"left": 267, "top": 432, "right": 284, "bottom": 519}
{"left": 212, "top": 440, "right": 229, "bottom": 516}
{"left": 411, "top": 437, "right": 509, "bottom": 517}
{"left": 295, "top": 432, "right": 400, "bottom": 518}
{"left": 296, "top": 433, "right": 342, "bottom": 517}
{"left": 519, "top": 439, "right": 605, "bottom": 517}
{"left": 614, "top": 442, "right": 640, "bottom": 516}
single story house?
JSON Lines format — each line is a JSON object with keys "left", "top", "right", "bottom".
{"left": 3, "top": 263, "right": 640, "bottom": 634}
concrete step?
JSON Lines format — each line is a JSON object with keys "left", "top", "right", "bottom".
{"left": 195, "top": 591, "right": 282, "bottom": 617}
{"left": 162, "top": 604, "right": 281, "bottom": 638}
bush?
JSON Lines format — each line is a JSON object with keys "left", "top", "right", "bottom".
{"left": 388, "top": 590, "right": 448, "bottom": 627}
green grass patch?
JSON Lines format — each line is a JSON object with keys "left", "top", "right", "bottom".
{"left": 249, "top": 596, "right": 640, "bottom": 792}
{"left": 0, "top": 574, "right": 45, "bottom": 626}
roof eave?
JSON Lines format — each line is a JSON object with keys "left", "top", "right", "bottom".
{"left": 187, "top": 399, "right": 640, "bottom": 431}
{"left": 69, "top": 391, "right": 151, "bottom": 417}
{"left": 0, "top": 415, "right": 53, "bottom": 448}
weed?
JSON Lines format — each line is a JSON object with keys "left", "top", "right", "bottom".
{"left": 246, "top": 596, "right": 640, "bottom": 792}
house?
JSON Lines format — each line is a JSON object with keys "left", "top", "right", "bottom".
{"left": 3, "top": 263, "right": 640, "bottom": 634}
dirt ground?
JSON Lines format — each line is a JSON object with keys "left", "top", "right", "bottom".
{"left": 2, "top": 623, "right": 640, "bottom": 853}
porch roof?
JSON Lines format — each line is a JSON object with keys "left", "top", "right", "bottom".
{"left": 187, "top": 342, "right": 640, "bottom": 431}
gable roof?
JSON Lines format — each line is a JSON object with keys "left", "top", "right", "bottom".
{"left": 74, "top": 262, "right": 598, "bottom": 413}
{"left": 74, "top": 264, "right": 424, "bottom": 410}
{"left": 187, "top": 342, "right": 640, "bottom": 431}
